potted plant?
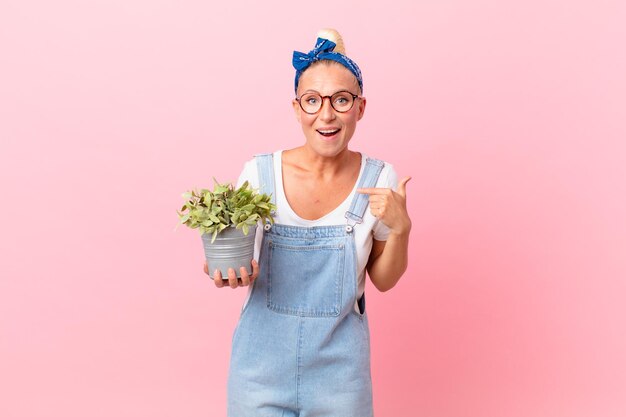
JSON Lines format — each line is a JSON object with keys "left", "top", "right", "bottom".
{"left": 177, "top": 179, "right": 276, "bottom": 278}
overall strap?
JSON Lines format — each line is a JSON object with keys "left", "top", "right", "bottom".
{"left": 345, "top": 157, "right": 385, "bottom": 230}
{"left": 254, "top": 152, "right": 276, "bottom": 214}
{"left": 254, "top": 153, "right": 276, "bottom": 205}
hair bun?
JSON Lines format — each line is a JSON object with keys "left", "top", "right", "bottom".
{"left": 317, "top": 28, "right": 346, "bottom": 55}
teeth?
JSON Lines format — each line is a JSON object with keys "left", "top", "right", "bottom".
{"left": 318, "top": 129, "right": 339, "bottom": 134}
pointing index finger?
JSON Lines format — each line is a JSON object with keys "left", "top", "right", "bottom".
{"left": 357, "top": 187, "right": 389, "bottom": 195}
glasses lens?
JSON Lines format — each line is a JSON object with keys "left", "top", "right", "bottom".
{"left": 330, "top": 91, "right": 355, "bottom": 112}
{"left": 300, "top": 93, "right": 322, "bottom": 114}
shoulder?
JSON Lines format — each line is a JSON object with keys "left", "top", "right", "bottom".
{"left": 360, "top": 153, "right": 398, "bottom": 190}
{"left": 236, "top": 151, "right": 281, "bottom": 188}
{"left": 236, "top": 157, "right": 257, "bottom": 187}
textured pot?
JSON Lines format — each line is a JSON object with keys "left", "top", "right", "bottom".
{"left": 201, "top": 225, "right": 257, "bottom": 279}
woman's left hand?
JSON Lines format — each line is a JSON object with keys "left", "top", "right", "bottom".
{"left": 357, "top": 176, "right": 412, "bottom": 235}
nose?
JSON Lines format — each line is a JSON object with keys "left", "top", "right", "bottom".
{"left": 318, "top": 96, "right": 336, "bottom": 121}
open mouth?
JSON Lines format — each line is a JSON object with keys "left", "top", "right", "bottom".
{"left": 316, "top": 128, "right": 341, "bottom": 137}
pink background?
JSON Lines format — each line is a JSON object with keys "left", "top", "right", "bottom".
{"left": 1, "top": 1, "right": 625, "bottom": 416}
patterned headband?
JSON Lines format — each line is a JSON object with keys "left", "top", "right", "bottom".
{"left": 292, "top": 37, "right": 363, "bottom": 95}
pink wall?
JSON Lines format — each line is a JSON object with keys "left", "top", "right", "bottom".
{"left": 1, "top": 1, "right": 625, "bottom": 416}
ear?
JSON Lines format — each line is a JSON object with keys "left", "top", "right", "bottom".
{"left": 292, "top": 98, "right": 302, "bottom": 123}
{"left": 356, "top": 96, "right": 366, "bottom": 121}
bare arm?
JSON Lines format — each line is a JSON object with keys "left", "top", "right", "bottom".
{"left": 359, "top": 177, "right": 412, "bottom": 292}
{"left": 366, "top": 230, "right": 410, "bottom": 292}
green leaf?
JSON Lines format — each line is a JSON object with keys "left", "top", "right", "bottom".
{"left": 214, "top": 185, "right": 228, "bottom": 194}
{"left": 241, "top": 204, "right": 255, "bottom": 212}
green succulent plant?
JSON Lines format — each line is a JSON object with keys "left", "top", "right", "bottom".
{"left": 177, "top": 179, "right": 276, "bottom": 243}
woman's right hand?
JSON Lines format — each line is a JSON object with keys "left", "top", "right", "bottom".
{"left": 203, "top": 259, "right": 259, "bottom": 289}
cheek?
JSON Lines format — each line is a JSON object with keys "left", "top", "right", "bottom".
{"left": 342, "top": 113, "right": 359, "bottom": 129}
{"left": 300, "top": 113, "right": 316, "bottom": 128}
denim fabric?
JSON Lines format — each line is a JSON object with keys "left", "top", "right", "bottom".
{"left": 227, "top": 155, "right": 383, "bottom": 417}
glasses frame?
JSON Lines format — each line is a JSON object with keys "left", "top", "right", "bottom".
{"left": 295, "top": 90, "right": 361, "bottom": 115}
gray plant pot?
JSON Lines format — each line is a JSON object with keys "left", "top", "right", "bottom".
{"left": 201, "top": 225, "right": 257, "bottom": 279}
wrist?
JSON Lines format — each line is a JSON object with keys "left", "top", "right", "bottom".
{"left": 389, "top": 221, "right": 412, "bottom": 238}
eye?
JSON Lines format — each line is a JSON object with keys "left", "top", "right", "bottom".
{"left": 301, "top": 94, "right": 320, "bottom": 105}
{"left": 333, "top": 93, "right": 352, "bottom": 107}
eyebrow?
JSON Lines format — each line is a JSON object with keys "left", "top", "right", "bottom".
{"left": 301, "top": 89, "right": 356, "bottom": 96}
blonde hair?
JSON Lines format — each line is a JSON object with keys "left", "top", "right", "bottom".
{"left": 316, "top": 28, "right": 346, "bottom": 55}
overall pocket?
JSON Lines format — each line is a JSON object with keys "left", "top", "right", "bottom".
{"left": 267, "top": 241, "right": 345, "bottom": 317}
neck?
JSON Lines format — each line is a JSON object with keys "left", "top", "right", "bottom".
{"left": 288, "top": 146, "right": 356, "bottom": 178}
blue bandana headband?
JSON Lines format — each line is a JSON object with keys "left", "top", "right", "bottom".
{"left": 292, "top": 37, "right": 363, "bottom": 95}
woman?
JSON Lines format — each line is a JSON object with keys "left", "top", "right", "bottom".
{"left": 204, "top": 29, "right": 411, "bottom": 417}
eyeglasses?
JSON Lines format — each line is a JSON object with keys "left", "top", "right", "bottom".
{"left": 295, "top": 90, "right": 360, "bottom": 114}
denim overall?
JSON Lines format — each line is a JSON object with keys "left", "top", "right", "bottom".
{"left": 227, "top": 153, "right": 384, "bottom": 417}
